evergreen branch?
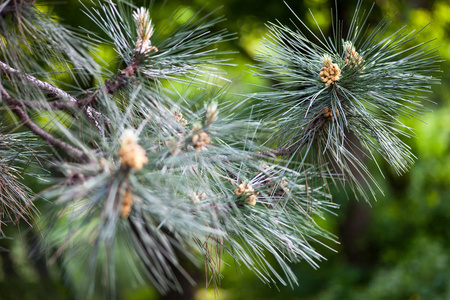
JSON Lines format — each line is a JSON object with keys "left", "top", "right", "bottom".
{"left": 80, "top": 57, "right": 141, "bottom": 106}
{"left": 84, "top": 2, "right": 233, "bottom": 87}
{"left": 0, "top": 87, "right": 88, "bottom": 161}
{"left": 0, "top": 60, "right": 106, "bottom": 132}
{"left": 251, "top": 2, "right": 440, "bottom": 200}
{"left": 1, "top": 0, "right": 439, "bottom": 297}
{"left": 2, "top": 97, "right": 78, "bottom": 111}
{"left": 0, "top": 60, "right": 78, "bottom": 103}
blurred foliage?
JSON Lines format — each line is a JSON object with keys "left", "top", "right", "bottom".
{"left": 1, "top": 0, "right": 449, "bottom": 299}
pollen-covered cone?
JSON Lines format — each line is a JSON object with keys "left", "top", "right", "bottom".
{"left": 319, "top": 54, "right": 341, "bottom": 86}
{"left": 235, "top": 182, "right": 258, "bottom": 205}
{"left": 118, "top": 130, "right": 148, "bottom": 170}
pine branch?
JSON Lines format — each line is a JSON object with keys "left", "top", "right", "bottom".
{"left": 0, "top": 60, "right": 106, "bottom": 132}
{"left": 1, "top": 1, "right": 439, "bottom": 297}
{"left": 3, "top": 96, "right": 78, "bottom": 111}
{"left": 80, "top": 57, "right": 142, "bottom": 106}
{"left": 251, "top": 2, "right": 440, "bottom": 199}
{"left": 0, "top": 60, "right": 78, "bottom": 103}
{"left": 0, "top": 87, "right": 88, "bottom": 161}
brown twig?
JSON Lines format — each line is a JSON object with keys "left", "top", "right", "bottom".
{"left": 0, "top": 60, "right": 106, "bottom": 132}
{"left": 0, "top": 61, "right": 77, "bottom": 103}
{"left": 0, "top": 87, "right": 89, "bottom": 161}
{"left": 0, "top": 54, "right": 141, "bottom": 160}
{"left": 3, "top": 97, "right": 78, "bottom": 111}
{"left": 80, "top": 57, "right": 141, "bottom": 107}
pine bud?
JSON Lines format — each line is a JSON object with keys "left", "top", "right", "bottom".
{"left": 321, "top": 107, "right": 339, "bottom": 121}
{"left": 280, "top": 177, "right": 290, "bottom": 193}
{"left": 173, "top": 108, "right": 188, "bottom": 126}
{"left": 192, "top": 123, "right": 203, "bottom": 132}
{"left": 235, "top": 182, "right": 259, "bottom": 205}
{"left": 165, "top": 139, "right": 183, "bottom": 155}
{"left": 118, "top": 130, "right": 148, "bottom": 170}
{"left": 190, "top": 124, "right": 211, "bottom": 151}
{"left": 319, "top": 54, "right": 341, "bottom": 87}
{"left": 188, "top": 192, "right": 207, "bottom": 204}
{"left": 133, "top": 7, "right": 158, "bottom": 54}
{"left": 205, "top": 102, "right": 218, "bottom": 124}
{"left": 343, "top": 41, "right": 365, "bottom": 70}
{"left": 121, "top": 189, "right": 134, "bottom": 219}
{"left": 192, "top": 132, "right": 211, "bottom": 151}
{"left": 247, "top": 194, "right": 257, "bottom": 206}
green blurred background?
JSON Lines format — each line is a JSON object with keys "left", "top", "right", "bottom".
{"left": 1, "top": 0, "right": 449, "bottom": 299}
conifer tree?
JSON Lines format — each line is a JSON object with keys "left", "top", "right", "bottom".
{"left": 0, "top": 0, "right": 440, "bottom": 298}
